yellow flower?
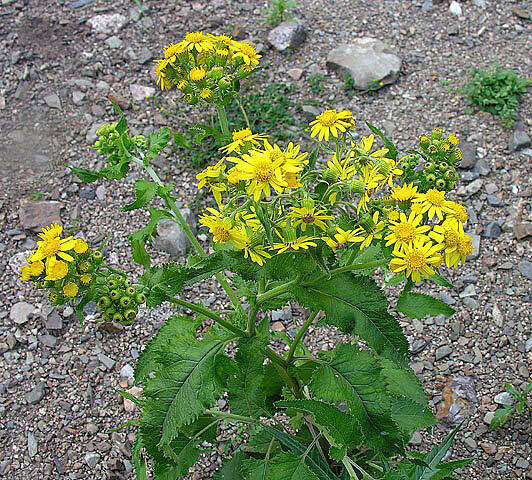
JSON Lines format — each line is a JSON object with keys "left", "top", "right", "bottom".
{"left": 44, "top": 258, "right": 69, "bottom": 281}
{"left": 196, "top": 159, "right": 227, "bottom": 205}
{"left": 74, "top": 239, "right": 88, "bottom": 254}
{"left": 240, "top": 230, "right": 272, "bottom": 266}
{"left": 164, "top": 43, "right": 186, "bottom": 58}
{"left": 444, "top": 233, "right": 473, "bottom": 267}
{"left": 199, "top": 208, "right": 246, "bottom": 249}
{"left": 410, "top": 203, "right": 424, "bottom": 215}
{"left": 155, "top": 59, "right": 174, "bottom": 90}
{"left": 189, "top": 67, "right": 206, "bottom": 81}
{"left": 284, "top": 171, "right": 302, "bottom": 190}
{"left": 327, "top": 154, "right": 356, "bottom": 181}
{"left": 282, "top": 142, "right": 309, "bottom": 173}
{"left": 387, "top": 210, "right": 400, "bottom": 222}
{"left": 290, "top": 205, "right": 333, "bottom": 232}
{"left": 447, "top": 134, "right": 459, "bottom": 146}
{"left": 29, "top": 260, "right": 45, "bottom": 277}
{"left": 377, "top": 158, "right": 403, "bottom": 187}
{"left": 20, "top": 265, "right": 31, "bottom": 282}
{"left": 351, "top": 211, "right": 385, "bottom": 249}
{"left": 445, "top": 202, "right": 468, "bottom": 227}
{"left": 354, "top": 134, "right": 390, "bottom": 164}
{"left": 232, "top": 42, "right": 261, "bottom": 67}
{"left": 227, "top": 166, "right": 243, "bottom": 184}
{"left": 391, "top": 183, "right": 418, "bottom": 204}
{"left": 181, "top": 32, "right": 214, "bottom": 53}
{"left": 63, "top": 282, "right": 79, "bottom": 298}
{"left": 272, "top": 229, "right": 317, "bottom": 254}
{"left": 229, "top": 150, "right": 287, "bottom": 201}
{"left": 385, "top": 212, "right": 431, "bottom": 250}
{"left": 412, "top": 188, "right": 453, "bottom": 221}
{"left": 30, "top": 227, "right": 77, "bottom": 266}
{"left": 389, "top": 240, "right": 443, "bottom": 283}
{"left": 220, "top": 129, "right": 267, "bottom": 154}
{"left": 322, "top": 227, "right": 358, "bottom": 251}
{"left": 310, "top": 109, "right": 355, "bottom": 142}
{"left": 200, "top": 88, "right": 212, "bottom": 99}
{"left": 80, "top": 273, "right": 93, "bottom": 286}
{"left": 430, "top": 221, "right": 464, "bottom": 267}
{"left": 38, "top": 224, "right": 63, "bottom": 241}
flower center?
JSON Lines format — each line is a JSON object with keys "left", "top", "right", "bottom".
{"left": 394, "top": 222, "right": 416, "bottom": 242}
{"left": 318, "top": 110, "right": 338, "bottom": 126}
{"left": 213, "top": 226, "right": 230, "bottom": 242}
{"left": 302, "top": 214, "right": 316, "bottom": 224}
{"left": 426, "top": 189, "right": 445, "bottom": 206}
{"left": 404, "top": 250, "right": 426, "bottom": 270}
{"left": 238, "top": 43, "right": 256, "bottom": 57}
{"left": 443, "top": 230, "right": 459, "bottom": 247}
{"left": 189, "top": 68, "right": 206, "bottom": 81}
{"left": 186, "top": 32, "right": 204, "bottom": 44}
{"left": 233, "top": 129, "right": 252, "bottom": 141}
{"left": 255, "top": 160, "right": 274, "bottom": 182}
{"left": 40, "top": 238, "right": 61, "bottom": 257}
{"left": 453, "top": 205, "right": 468, "bottom": 223}
{"left": 458, "top": 237, "right": 473, "bottom": 256}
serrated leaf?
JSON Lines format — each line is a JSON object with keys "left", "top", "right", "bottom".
{"left": 309, "top": 343, "right": 403, "bottom": 456}
{"left": 397, "top": 292, "right": 455, "bottom": 319}
{"left": 268, "top": 452, "right": 319, "bottom": 480}
{"left": 488, "top": 406, "right": 513, "bottom": 431}
{"left": 391, "top": 396, "right": 436, "bottom": 434}
{"left": 213, "top": 452, "right": 246, "bottom": 479}
{"left": 147, "top": 127, "right": 171, "bottom": 159}
{"left": 293, "top": 273, "right": 408, "bottom": 364}
{"left": 123, "top": 179, "right": 158, "bottom": 211}
{"left": 276, "top": 399, "right": 362, "bottom": 449}
{"left": 242, "top": 456, "right": 276, "bottom": 480}
{"left": 70, "top": 166, "right": 101, "bottom": 183}
{"left": 429, "top": 274, "right": 454, "bottom": 289}
{"left": 132, "top": 435, "right": 148, "bottom": 480}
{"left": 430, "top": 459, "right": 473, "bottom": 480}
{"left": 380, "top": 358, "right": 428, "bottom": 406}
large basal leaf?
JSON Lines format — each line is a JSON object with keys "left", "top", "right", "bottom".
{"left": 391, "top": 396, "right": 436, "bottom": 434}
{"left": 138, "top": 317, "right": 236, "bottom": 451}
{"left": 292, "top": 273, "right": 408, "bottom": 364}
{"left": 309, "top": 343, "right": 403, "bottom": 456}
{"left": 213, "top": 452, "right": 246, "bottom": 480}
{"left": 276, "top": 399, "right": 362, "bottom": 450}
{"left": 380, "top": 358, "right": 429, "bottom": 406}
{"left": 397, "top": 292, "right": 455, "bottom": 320}
{"left": 267, "top": 452, "right": 319, "bottom": 480}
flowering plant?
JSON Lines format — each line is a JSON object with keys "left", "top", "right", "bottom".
{"left": 20, "top": 33, "right": 473, "bottom": 479}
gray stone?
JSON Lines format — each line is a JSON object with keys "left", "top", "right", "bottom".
{"left": 421, "top": 0, "right": 433, "bottom": 12}
{"left": 44, "top": 93, "right": 61, "bottom": 109}
{"left": 482, "top": 221, "right": 502, "bottom": 239}
{"left": 19, "top": 200, "right": 62, "bottom": 231}
{"left": 271, "top": 305, "right": 292, "bottom": 322}
{"left": 439, "top": 291, "right": 456, "bottom": 305}
{"left": 79, "top": 187, "right": 96, "bottom": 201}
{"left": 466, "top": 232, "right": 480, "bottom": 260}
{"left": 287, "top": 67, "right": 303, "bottom": 81}
{"left": 72, "top": 90, "right": 85, "bottom": 105}
{"left": 138, "top": 47, "right": 153, "bottom": 64}
{"left": 435, "top": 345, "right": 453, "bottom": 361}
{"left": 267, "top": 21, "right": 307, "bottom": 52}
{"left": 462, "top": 297, "right": 478, "bottom": 310}
{"left": 120, "top": 363, "right": 134, "bottom": 379}
{"left": 327, "top": 38, "right": 401, "bottom": 90}
{"left": 27, "top": 432, "right": 38, "bottom": 458}
{"left": 487, "top": 195, "right": 505, "bottom": 207}
{"left": 44, "top": 311, "right": 63, "bottom": 330}
{"left": 517, "top": 260, "right": 532, "bottom": 280}
{"left": 485, "top": 182, "right": 498, "bottom": 195}
{"left": 38, "top": 334, "right": 57, "bottom": 348}
{"left": 95, "top": 185, "right": 107, "bottom": 201}
{"left": 410, "top": 432, "right": 422, "bottom": 445}
{"left": 464, "top": 436, "right": 477, "bottom": 449}
{"left": 85, "top": 452, "right": 101, "bottom": 468}
{"left": 514, "top": 222, "right": 532, "bottom": 240}
{"left": 87, "top": 13, "right": 126, "bottom": 34}
{"left": 516, "top": 458, "right": 529, "bottom": 470}
{"left": 153, "top": 210, "right": 195, "bottom": 257}
{"left": 458, "top": 141, "right": 477, "bottom": 169}
{"left": 459, "top": 284, "right": 476, "bottom": 298}
{"left": 70, "top": 0, "right": 95, "bottom": 8}
{"left": 473, "top": 159, "right": 490, "bottom": 176}
{"left": 449, "top": 1, "right": 462, "bottom": 16}
{"left": 26, "top": 383, "right": 46, "bottom": 404}
{"left": 10, "top": 302, "right": 36, "bottom": 325}
{"left": 473, "top": 0, "right": 486, "bottom": 7}
{"left": 301, "top": 104, "right": 321, "bottom": 118}
{"left": 98, "top": 353, "right": 116, "bottom": 370}
{"left": 508, "top": 129, "right": 531, "bottom": 152}
{"left": 63, "top": 306, "right": 74, "bottom": 317}
{"left": 130, "top": 84, "right": 155, "bottom": 101}
{"left": 465, "top": 178, "right": 483, "bottom": 195}
{"left": 494, "top": 392, "right": 514, "bottom": 406}
{"left": 86, "top": 122, "right": 105, "bottom": 144}
{"left": 483, "top": 411, "right": 495, "bottom": 425}
{"left": 105, "top": 35, "right": 123, "bottom": 49}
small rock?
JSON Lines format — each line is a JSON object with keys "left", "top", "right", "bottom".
{"left": 449, "top": 1, "right": 462, "bottom": 16}
{"left": 486, "top": 195, "right": 505, "bottom": 207}
{"left": 514, "top": 222, "right": 532, "bottom": 240}
{"left": 19, "top": 199, "right": 62, "bottom": 231}
{"left": 421, "top": 0, "right": 433, "bottom": 12}
{"left": 435, "top": 345, "right": 453, "bottom": 361}
{"left": 124, "top": 386, "right": 142, "bottom": 412}
{"left": 44, "top": 93, "right": 61, "bottom": 109}
{"left": 459, "top": 284, "right": 476, "bottom": 298}
{"left": 494, "top": 392, "right": 513, "bottom": 406}
{"left": 98, "top": 353, "right": 116, "bottom": 370}
{"left": 512, "top": 7, "right": 530, "bottom": 20}
{"left": 301, "top": 104, "right": 321, "bottom": 119}
{"left": 153, "top": 210, "right": 195, "bottom": 257}
{"left": 85, "top": 452, "right": 101, "bottom": 468}
{"left": 439, "top": 291, "right": 455, "bottom": 305}
{"left": 464, "top": 436, "right": 477, "bottom": 449}
{"left": 482, "top": 221, "right": 502, "bottom": 239}
{"left": 466, "top": 233, "right": 480, "bottom": 260}
{"left": 271, "top": 305, "right": 292, "bottom": 322}
{"left": 515, "top": 458, "right": 529, "bottom": 470}
{"left": 473, "top": 0, "right": 486, "bottom": 7}
{"left": 10, "top": 302, "right": 36, "bottom": 325}
{"left": 27, "top": 432, "right": 38, "bottom": 458}
{"left": 267, "top": 21, "right": 307, "bottom": 52}
{"left": 138, "top": 47, "right": 153, "bottom": 64}
{"left": 86, "top": 122, "right": 105, "bottom": 144}
{"left": 70, "top": 0, "right": 95, "bottom": 8}
{"left": 287, "top": 67, "right": 303, "bottom": 81}
{"left": 72, "top": 91, "right": 85, "bottom": 105}
{"left": 483, "top": 411, "right": 495, "bottom": 425}
{"left": 473, "top": 159, "right": 490, "bottom": 176}
{"left": 130, "top": 84, "right": 156, "bottom": 101}
{"left": 271, "top": 321, "right": 285, "bottom": 332}
{"left": 484, "top": 183, "right": 498, "bottom": 195}
{"left": 462, "top": 297, "right": 478, "bottom": 310}
{"left": 508, "top": 128, "right": 531, "bottom": 152}
{"left": 44, "top": 311, "right": 63, "bottom": 330}
{"left": 480, "top": 442, "right": 497, "bottom": 455}
{"left": 38, "top": 334, "right": 57, "bottom": 348}
{"left": 87, "top": 13, "right": 126, "bottom": 34}
{"left": 327, "top": 38, "right": 401, "bottom": 89}
{"left": 436, "top": 375, "right": 477, "bottom": 425}
{"left": 105, "top": 35, "right": 123, "bottom": 49}
{"left": 95, "top": 185, "right": 107, "bottom": 201}
{"left": 410, "top": 432, "right": 422, "bottom": 445}
{"left": 517, "top": 260, "right": 532, "bottom": 280}
{"left": 465, "top": 178, "right": 483, "bottom": 195}
{"left": 459, "top": 141, "right": 477, "bottom": 169}
{"left": 79, "top": 187, "right": 96, "bottom": 201}
{"left": 26, "top": 383, "right": 46, "bottom": 404}
{"left": 120, "top": 363, "right": 134, "bottom": 379}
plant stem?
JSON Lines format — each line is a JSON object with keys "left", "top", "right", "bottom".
{"left": 237, "top": 95, "right": 251, "bottom": 129}
{"left": 342, "top": 457, "right": 358, "bottom": 479}
{"left": 256, "top": 277, "right": 299, "bottom": 305}
{"left": 287, "top": 310, "right": 319, "bottom": 363}
{"left": 216, "top": 104, "right": 230, "bottom": 138}
{"left": 205, "top": 409, "right": 256, "bottom": 424}
{"left": 247, "top": 276, "right": 265, "bottom": 336}
{"left": 309, "top": 258, "right": 388, "bottom": 285}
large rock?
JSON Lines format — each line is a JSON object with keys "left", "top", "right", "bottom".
{"left": 326, "top": 38, "right": 401, "bottom": 90}
{"left": 153, "top": 209, "right": 196, "bottom": 258}
{"left": 10, "top": 302, "right": 37, "bottom": 325}
{"left": 19, "top": 200, "right": 62, "bottom": 232}
{"left": 87, "top": 13, "right": 126, "bottom": 34}
{"left": 267, "top": 21, "right": 307, "bottom": 52}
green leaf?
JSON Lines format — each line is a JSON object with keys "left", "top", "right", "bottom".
{"left": 365, "top": 121, "right": 398, "bottom": 160}
{"left": 430, "top": 459, "right": 473, "bottom": 480}
{"left": 276, "top": 399, "right": 362, "bottom": 449}
{"left": 69, "top": 166, "right": 101, "bottom": 183}
{"left": 268, "top": 452, "right": 319, "bottom": 480}
{"left": 147, "top": 127, "right": 172, "bottom": 159}
{"left": 309, "top": 343, "right": 403, "bottom": 455}
{"left": 380, "top": 358, "right": 428, "bottom": 406}
{"left": 391, "top": 396, "right": 436, "bottom": 434}
{"left": 123, "top": 179, "right": 158, "bottom": 211}
{"left": 293, "top": 274, "right": 408, "bottom": 364}
{"left": 132, "top": 435, "right": 148, "bottom": 480}
{"left": 488, "top": 406, "right": 513, "bottom": 431}
{"left": 429, "top": 274, "right": 454, "bottom": 289}
{"left": 213, "top": 452, "right": 246, "bottom": 479}
{"left": 242, "top": 456, "right": 276, "bottom": 480}
{"left": 397, "top": 292, "right": 455, "bottom": 320}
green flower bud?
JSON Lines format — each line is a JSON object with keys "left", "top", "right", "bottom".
{"left": 78, "top": 261, "right": 91, "bottom": 273}
{"left": 98, "top": 296, "right": 112, "bottom": 309}
{"left": 322, "top": 168, "right": 339, "bottom": 183}
{"left": 112, "top": 312, "right": 124, "bottom": 324}
{"left": 359, "top": 213, "right": 376, "bottom": 233}
{"left": 438, "top": 162, "right": 449, "bottom": 172}
{"left": 135, "top": 292, "right": 147, "bottom": 305}
{"left": 348, "top": 179, "right": 365, "bottom": 195}
{"left": 104, "top": 307, "right": 117, "bottom": 318}
{"left": 428, "top": 144, "right": 438, "bottom": 155}
{"left": 49, "top": 290, "right": 61, "bottom": 305}
{"left": 218, "top": 76, "right": 232, "bottom": 90}
{"left": 120, "top": 296, "right": 133, "bottom": 308}
{"left": 419, "top": 135, "right": 431, "bottom": 149}
{"left": 123, "top": 308, "right": 138, "bottom": 324}
{"left": 92, "top": 251, "right": 103, "bottom": 263}
{"left": 110, "top": 289, "right": 121, "bottom": 301}
{"left": 436, "top": 178, "right": 446, "bottom": 190}
{"left": 432, "top": 128, "right": 443, "bottom": 140}
{"left": 106, "top": 278, "right": 118, "bottom": 289}
{"left": 426, "top": 173, "right": 436, "bottom": 184}
{"left": 424, "top": 161, "right": 435, "bottom": 173}
{"left": 126, "top": 286, "right": 136, "bottom": 297}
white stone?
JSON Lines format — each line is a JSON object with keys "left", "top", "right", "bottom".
{"left": 130, "top": 84, "right": 155, "bottom": 101}
{"left": 10, "top": 302, "right": 36, "bottom": 325}
{"left": 87, "top": 13, "right": 126, "bottom": 34}
{"left": 120, "top": 363, "right": 134, "bottom": 379}
{"left": 449, "top": 1, "right": 462, "bottom": 16}
{"left": 494, "top": 392, "right": 514, "bottom": 406}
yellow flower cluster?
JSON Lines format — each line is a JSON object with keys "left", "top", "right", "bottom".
{"left": 20, "top": 225, "right": 103, "bottom": 304}
{"left": 195, "top": 110, "right": 471, "bottom": 282}
{"left": 154, "top": 32, "right": 261, "bottom": 105}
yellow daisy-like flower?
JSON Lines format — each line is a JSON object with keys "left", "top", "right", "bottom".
{"left": 220, "top": 129, "right": 267, "bottom": 154}
{"left": 227, "top": 166, "right": 243, "bottom": 185}
{"left": 199, "top": 208, "right": 246, "bottom": 249}
{"left": 20, "top": 265, "right": 31, "bottom": 282}
{"left": 189, "top": 67, "right": 206, "bottom": 82}
{"left": 327, "top": 154, "right": 356, "bottom": 181}
{"left": 30, "top": 229, "right": 77, "bottom": 266}
{"left": 181, "top": 32, "right": 214, "bottom": 53}
{"left": 310, "top": 109, "right": 355, "bottom": 142}
{"left": 389, "top": 240, "right": 443, "bottom": 283}
{"left": 352, "top": 211, "right": 385, "bottom": 249}
{"left": 354, "top": 134, "right": 390, "bottom": 165}
{"left": 447, "top": 134, "right": 459, "bottom": 147}
{"left": 444, "top": 233, "right": 473, "bottom": 267}
{"left": 410, "top": 203, "right": 424, "bottom": 216}
{"left": 429, "top": 221, "right": 464, "bottom": 267}
{"left": 322, "top": 227, "right": 358, "bottom": 251}
{"left": 391, "top": 183, "right": 418, "bottom": 204}
{"left": 412, "top": 188, "right": 453, "bottom": 221}
{"left": 63, "top": 282, "right": 79, "bottom": 298}
{"left": 155, "top": 59, "right": 174, "bottom": 90}
{"left": 74, "top": 239, "right": 88, "bottom": 254}
{"left": 196, "top": 159, "right": 227, "bottom": 206}
{"left": 38, "top": 224, "right": 63, "bottom": 241}
{"left": 232, "top": 42, "right": 261, "bottom": 67}
{"left": 229, "top": 150, "right": 287, "bottom": 201}
{"left": 290, "top": 206, "right": 333, "bottom": 232}
{"left": 199, "top": 88, "right": 212, "bottom": 99}
{"left": 282, "top": 142, "right": 309, "bottom": 173}
{"left": 272, "top": 229, "right": 317, "bottom": 254}
{"left": 284, "top": 172, "right": 302, "bottom": 191}
{"left": 44, "top": 258, "right": 69, "bottom": 281}
{"left": 239, "top": 230, "right": 272, "bottom": 266}
{"left": 445, "top": 202, "right": 468, "bottom": 228}
{"left": 377, "top": 158, "right": 403, "bottom": 187}
{"left": 29, "top": 260, "right": 45, "bottom": 277}
{"left": 80, "top": 273, "right": 93, "bottom": 286}
{"left": 387, "top": 210, "right": 400, "bottom": 222}
{"left": 385, "top": 212, "right": 431, "bottom": 251}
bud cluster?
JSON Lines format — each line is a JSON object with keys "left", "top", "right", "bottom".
{"left": 93, "top": 124, "right": 146, "bottom": 161}
{"left": 97, "top": 274, "right": 147, "bottom": 325}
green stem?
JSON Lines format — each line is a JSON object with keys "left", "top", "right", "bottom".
{"left": 287, "top": 310, "right": 319, "bottom": 363}
{"left": 256, "top": 277, "right": 299, "bottom": 305}
{"left": 205, "top": 409, "right": 256, "bottom": 424}
{"left": 247, "top": 275, "right": 265, "bottom": 336}
{"left": 309, "top": 258, "right": 388, "bottom": 285}
{"left": 237, "top": 96, "right": 251, "bottom": 129}
{"left": 216, "top": 104, "right": 230, "bottom": 138}
{"left": 342, "top": 457, "right": 358, "bottom": 479}
{"left": 263, "top": 347, "right": 289, "bottom": 369}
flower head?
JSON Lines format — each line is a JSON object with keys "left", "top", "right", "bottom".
{"left": 391, "top": 183, "right": 418, "bottom": 204}
{"left": 63, "top": 282, "right": 79, "bottom": 298}
{"left": 44, "top": 258, "right": 69, "bottom": 281}
{"left": 189, "top": 67, "right": 206, "bottom": 82}
{"left": 430, "top": 221, "right": 464, "bottom": 267}
{"left": 385, "top": 212, "right": 431, "bottom": 251}
{"left": 74, "top": 239, "right": 89, "bottom": 254}
{"left": 412, "top": 188, "right": 453, "bottom": 221}
{"left": 182, "top": 32, "right": 214, "bottom": 53}
{"left": 196, "top": 159, "right": 227, "bottom": 206}
{"left": 322, "top": 227, "right": 358, "bottom": 251}
{"left": 290, "top": 203, "right": 333, "bottom": 232}
{"left": 445, "top": 202, "right": 468, "bottom": 227}
{"left": 199, "top": 208, "right": 246, "bottom": 249}
{"left": 30, "top": 226, "right": 77, "bottom": 266}
{"left": 232, "top": 42, "right": 261, "bottom": 67}
{"left": 220, "top": 129, "right": 267, "bottom": 154}
{"left": 389, "top": 240, "right": 443, "bottom": 283}
{"left": 310, "top": 110, "right": 355, "bottom": 142}
{"left": 351, "top": 211, "right": 385, "bottom": 249}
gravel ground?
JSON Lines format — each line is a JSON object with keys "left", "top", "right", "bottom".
{"left": 0, "top": 0, "right": 531, "bottom": 478}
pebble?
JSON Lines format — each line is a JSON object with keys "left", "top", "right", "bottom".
{"left": 87, "top": 14, "right": 126, "bottom": 34}
{"left": 267, "top": 21, "right": 307, "bottom": 52}
{"left": 449, "top": 1, "right": 462, "bottom": 16}
{"left": 301, "top": 104, "right": 321, "bottom": 118}
{"left": 84, "top": 452, "right": 101, "bottom": 468}
{"left": 486, "top": 195, "right": 504, "bottom": 207}
{"left": 515, "top": 458, "right": 529, "bottom": 470}
{"left": 27, "top": 432, "right": 38, "bottom": 458}
{"left": 459, "top": 141, "right": 477, "bottom": 169}
{"left": 410, "top": 432, "right": 422, "bottom": 445}
{"left": 484, "top": 182, "right": 498, "bottom": 195}
{"left": 464, "top": 436, "right": 477, "bottom": 449}
{"left": 98, "top": 353, "right": 116, "bottom": 370}
{"left": 516, "top": 261, "right": 532, "bottom": 280}
{"left": 421, "top": 0, "right": 433, "bottom": 12}
{"left": 508, "top": 128, "right": 531, "bottom": 152}
{"left": 38, "top": 334, "right": 57, "bottom": 348}
{"left": 105, "top": 36, "right": 123, "bottom": 49}
{"left": 459, "top": 284, "right": 476, "bottom": 298}
{"left": 119, "top": 363, "right": 134, "bottom": 379}
{"left": 44, "top": 93, "right": 61, "bottom": 109}
{"left": 44, "top": 311, "right": 63, "bottom": 330}
{"left": 287, "top": 68, "right": 303, "bottom": 80}
{"left": 481, "top": 442, "right": 497, "bottom": 455}
{"left": 19, "top": 199, "right": 62, "bottom": 231}
{"left": 435, "top": 345, "right": 453, "bottom": 361}
{"left": 70, "top": 0, "right": 95, "bottom": 8}
{"left": 483, "top": 411, "right": 495, "bottom": 425}
{"left": 465, "top": 178, "right": 483, "bottom": 195}
{"left": 26, "top": 383, "right": 46, "bottom": 404}
{"left": 95, "top": 185, "right": 107, "bottom": 201}
{"left": 482, "top": 221, "right": 502, "bottom": 239}
{"left": 494, "top": 392, "right": 514, "bottom": 406}
{"left": 79, "top": 187, "right": 96, "bottom": 201}
{"left": 271, "top": 305, "right": 292, "bottom": 322}
{"left": 153, "top": 210, "right": 195, "bottom": 257}
{"left": 10, "top": 302, "right": 36, "bottom": 325}
{"left": 130, "top": 84, "right": 156, "bottom": 101}
{"left": 72, "top": 90, "right": 85, "bottom": 105}
{"left": 462, "top": 297, "right": 478, "bottom": 310}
